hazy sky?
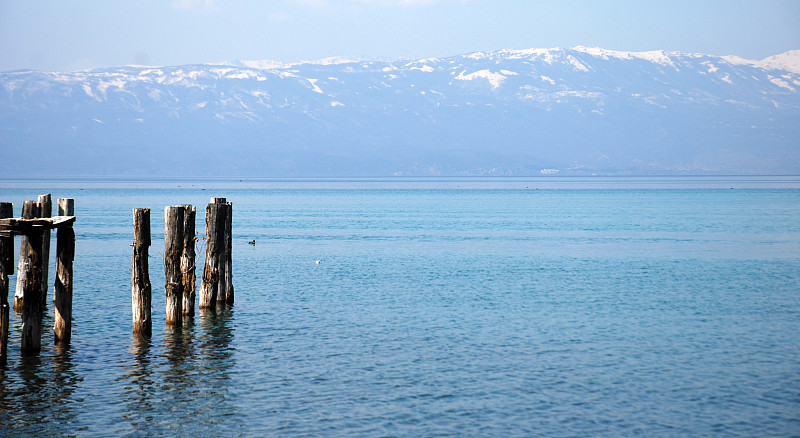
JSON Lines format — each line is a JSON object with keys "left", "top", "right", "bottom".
{"left": 1, "top": 0, "right": 798, "bottom": 72}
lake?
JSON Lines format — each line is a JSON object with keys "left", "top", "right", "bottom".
{"left": 1, "top": 177, "right": 799, "bottom": 436}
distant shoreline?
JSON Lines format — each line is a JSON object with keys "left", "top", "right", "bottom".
{"left": 2, "top": 175, "right": 800, "bottom": 191}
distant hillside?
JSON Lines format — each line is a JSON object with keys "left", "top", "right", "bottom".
{"left": 1, "top": 47, "right": 799, "bottom": 176}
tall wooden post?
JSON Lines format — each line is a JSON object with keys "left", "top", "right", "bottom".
{"left": 164, "top": 206, "right": 184, "bottom": 325}
{"left": 224, "top": 201, "right": 234, "bottom": 305}
{"left": 199, "top": 201, "right": 224, "bottom": 308}
{"left": 0, "top": 202, "right": 12, "bottom": 364}
{"left": 14, "top": 200, "right": 38, "bottom": 311}
{"left": 53, "top": 198, "right": 74, "bottom": 343}
{"left": 38, "top": 194, "right": 52, "bottom": 305}
{"left": 132, "top": 208, "right": 152, "bottom": 336}
{"left": 0, "top": 302, "right": 7, "bottom": 365}
{"left": 181, "top": 205, "right": 196, "bottom": 317}
{"left": 20, "top": 200, "right": 44, "bottom": 353}
{"left": 212, "top": 198, "right": 228, "bottom": 306}
{"left": 0, "top": 203, "right": 13, "bottom": 277}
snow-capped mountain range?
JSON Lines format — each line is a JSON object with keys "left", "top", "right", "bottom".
{"left": 2, "top": 47, "right": 799, "bottom": 176}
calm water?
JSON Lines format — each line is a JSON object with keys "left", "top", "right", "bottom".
{"left": 1, "top": 177, "right": 799, "bottom": 436}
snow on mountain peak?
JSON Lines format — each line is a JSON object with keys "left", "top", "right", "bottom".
{"left": 571, "top": 46, "right": 676, "bottom": 67}
{"left": 238, "top": 59, "right": 289, "bottom": 70}
{"left": 2, "top": 45, "right": 799, "bottom": 177}
{"left": 298, "top": 57, "right": 358, "bottom": 66}
{"left": 722, "top": 50, "right": 800, "bottom": 74}
{"left": 455, "top": 69, "right": 508, "bottom": 89}
{"left": 237, "top": 56, "right": 358, "bottom": 70}
{"left": 720, "top": 55, "right": 752, "bottom": 66}
{"left": 757, "top": 50, "right": 800, "bottom": 74}
{"left": 124, "top": 64, "right": 162, "bottom": 69}
{"left": 497, "top": 48, "right": 564, "bottom": 62}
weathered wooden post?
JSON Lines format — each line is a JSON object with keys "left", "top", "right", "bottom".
{"left": 0, "top": 203, "right": 13, "bottom": 276}
{"left": 199, "top": 200, "right": 224, "bottom": 308}
{"left": 132, "top": 208, "right": 152, "bottom": 336}
{"left": 181, "top": 205, "right": 196, "bottom": 317}
{"left": 53, "top": 198, "right": 74, "bottom": 343}
{"left": 164, "top": 206, "right": 184, "bottom": 325}
{"left": 57, "top": 198, "right": 74, "bottom": 219}
{"left": 19, "top": 200, "right": 45, "bottom": 353}
{"left": 0, "top": 202, "right": 12, "bottom": 364}
{"left": 224, "top": 201, "right": 234, "bottom": 305}
{"left": 14, "top": 200, "right": 38, "bottom": 311}
{"left": 38, "top": 194, "right": 52, "bottom": 305}
{"left": 213, "top": 198, "right": 228, "bottom": 306}
{"left": 0, "top": 302, "right": 7, "bottom": 365}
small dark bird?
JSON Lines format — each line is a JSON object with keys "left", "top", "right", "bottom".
{"left": 248, "top": 240, "right": 256, "bottom": 245}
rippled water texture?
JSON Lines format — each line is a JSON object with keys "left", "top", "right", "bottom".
{"left": 1, "top": 177, "right": 799, "bottom": 436}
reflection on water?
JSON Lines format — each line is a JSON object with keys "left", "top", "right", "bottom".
{"left": 0, "top": 305, "right": 83, "bottom": 436}
{"left": 50, "top": 343, "right": 81, "bottom": 426}
{"left": 121, "top": 335, "right": 156, "bottom": 434}
{"left": 117, "top": 306, "right": 243, "bottom": 435}
{"left": 198, "top": 305, "right": 235, "bottom": 375}
{"left": 0, "top": 342, "right": 82, "bottom": 436}
{"left": 0, "top": 289, "right": 243, "bottom": 435}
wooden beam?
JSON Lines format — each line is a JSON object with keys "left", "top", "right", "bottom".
{"left": 0, "top": 216, "right": 76, "bottom": 234}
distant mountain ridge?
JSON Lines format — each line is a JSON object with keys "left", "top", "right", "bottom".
{"left": 1, "top": 47, "right": 799, "bottom": 177}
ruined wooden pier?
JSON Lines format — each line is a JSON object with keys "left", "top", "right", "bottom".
{"left": 0, "top": 194, "right": 236, "bottom": 363}
{"left": 132, "top": 198, "right": 233, "bottom": 337}
{"left": 0, "top": 196, "right": 75, "bottom": 363}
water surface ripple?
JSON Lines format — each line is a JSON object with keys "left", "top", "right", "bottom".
{"left": 1, "top": 177, "right": 798, "bottom": 436}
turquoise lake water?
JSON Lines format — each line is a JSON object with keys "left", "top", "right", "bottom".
{"left": 1, "top": 177, "right": 799, "bottom": 436}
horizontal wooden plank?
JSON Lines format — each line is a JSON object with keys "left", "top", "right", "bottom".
{"left": 51, "top": 216, "right": 77, "bottom": 227}
{"left": 0, "top": 216, "right": 76, "bottom": 234}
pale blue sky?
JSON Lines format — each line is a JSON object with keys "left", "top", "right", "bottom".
{"left": 1, "top": 0, "right": 798, "bottom": 72}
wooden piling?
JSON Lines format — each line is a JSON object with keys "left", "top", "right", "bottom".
{"left": 0, "top": 303, "right": 7, "bottom": 365}
{"left": 132, "top": 208, "right": 152, "bottom": 336}
{"left": 53, "top": 198, "right": 75, "bottom": 343}
{"left": 181, "top": 205, "right": 196, "bottom": 317}
{"left": 38, "top": 194, "right": 52, "bottom": 305}
{"left": 19, "top": 201, "right": 45, "bottom": 353}
{"left": 0, "top": 202, "right": 12, "bottom": 364}
{"left": 0, "top": 202, "right": 12, "bottom": 276}
{"left": 199, "top": 201, "right": 224, "bottom": 308}
{"left": 164, "top": 206, "right": 184, "bottom": 325}
{"left": 58, "top": 198, "right": 74, "bottom": 218}
{"left": 212, "top": 198, "right": 228, "bottom": 306}
{"left": 14, "top": 200, "right": 39, "bottom": 311}
{"left": 224, "top": 201, "right": 234, "bottom": 305}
